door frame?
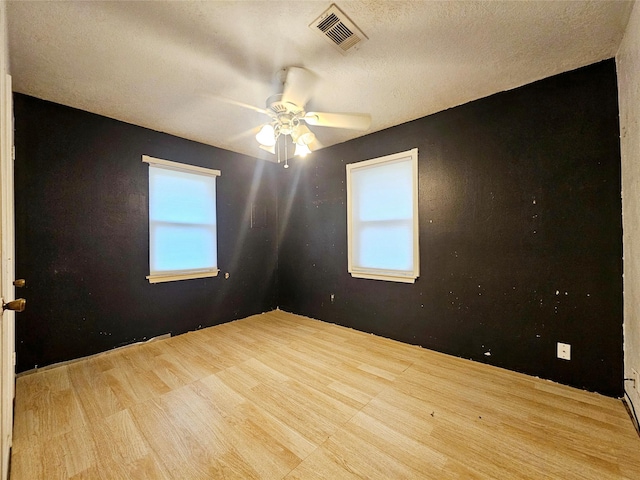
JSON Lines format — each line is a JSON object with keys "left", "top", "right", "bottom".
{"left": 0, "top": 3, "right": 15, "bottom": 473}
{"left": 0, "top": 69, "right": 14, "bottom": 480}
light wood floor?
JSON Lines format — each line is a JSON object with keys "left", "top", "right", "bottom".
{"left": 10, "top": 310, "right": 640, "bottom": 479}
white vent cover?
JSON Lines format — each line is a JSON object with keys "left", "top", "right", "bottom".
{"left": 310, "top": 4, "right": 368, "bottom": 54}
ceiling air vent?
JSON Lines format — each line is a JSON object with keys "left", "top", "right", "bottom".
{"left": 310, "top": 4, "right": 368, "bottom": 54}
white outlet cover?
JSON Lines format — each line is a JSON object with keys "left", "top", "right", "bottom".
{"left": 557, "top": 342, "right": 571, "bottom": 360}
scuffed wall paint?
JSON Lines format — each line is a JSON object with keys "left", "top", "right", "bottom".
{"left": 618, "top": 1, "right": 640, "bottom": 424}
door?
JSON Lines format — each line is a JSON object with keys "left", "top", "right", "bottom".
{"left": 0, "top": 71, "right": 15, "bottom": 480}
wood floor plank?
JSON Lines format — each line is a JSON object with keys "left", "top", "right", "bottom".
{"left": 256, "top": 348, "right": 374, "bottom": 409}
{"left": 12, "top": 373, "right": 87, "bottom": 451}
{"left": 58, "top": 426, "right": 98, "bottom": 477}
{"left": 67, "top": 360, "right": 124, "bottom": 421}
{"left": 283, "top": 447, "right": 362, "bottom": 480}
{"left": 145, "top": 353, "right": 200, "bottom": 391}
{"left": 345, "top": 410, "right": 448, "bottom": 473}
{"left": 130, "top": 396, "right": 239, "bottom": 479}
{"left": 228, "top": 402, "right": 317, "bottom": 460}
{"left": 240, "top": 381, "right": 345, "bottom": 445}
{"left": 11, "top": 440, "right": 65, "bottom": 480}
{"left": 11, "top": 310, "right": 640, "bottom": 479}
{"left": 319, "top": 426, "right": 425, "bottom": 479}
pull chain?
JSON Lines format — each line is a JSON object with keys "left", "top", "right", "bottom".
{"left": 284, "top": 137, "right": 289, "bottom": 168}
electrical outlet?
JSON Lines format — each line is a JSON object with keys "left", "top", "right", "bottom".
{"left": 633, "top": 369, "right": 640, "bottom": 394}
{"left": 557, "top": 342, "right": 571, "bottom": 360}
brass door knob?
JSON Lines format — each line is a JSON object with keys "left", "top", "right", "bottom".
{"left": 13, "top": 279, "right": 26, "bottom": 288}
{"left": 3, "top": 298, "right": 26, "bottom": 312}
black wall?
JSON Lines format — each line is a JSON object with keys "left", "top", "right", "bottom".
{"left": 277, "top": 60, "right": 623, "bottom": 397}
{"left": 14, "top": 94, "right": 279, "bottom": 372}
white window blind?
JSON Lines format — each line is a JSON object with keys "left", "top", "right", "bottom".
{"left": 143, "top": 156, "right": 220, "bottom": 283}
{"left": 346, "top": 148, "right": 419, "bottom": 283}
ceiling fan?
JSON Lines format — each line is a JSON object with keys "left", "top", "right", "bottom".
{"left": 232, "top": 66, "right": 372, "bottom": 167}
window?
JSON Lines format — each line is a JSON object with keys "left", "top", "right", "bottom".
{"left": 346, "top": 148, "right": 419, "bottom": 283}
{"left": 143, "top": 155, "right": 220, "bottom": 283}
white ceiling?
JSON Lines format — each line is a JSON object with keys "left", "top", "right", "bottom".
{"left": 6, "top": 1, "right": 634, "bottom": 160}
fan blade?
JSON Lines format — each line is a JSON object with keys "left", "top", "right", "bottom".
{"left": 204, "top": 94, "right": 271, "bottom": 116}
{"left": 310, "top": 137, "right": 324, "bottom": 150}
{"left": 228, "top": 125, "right": 263, "bottom": 144}
{"left": 259, "top": 144, "right": 276, "bottom": 155}
{"left": 304, "top": 112, "right": 371, "bottom": 131}
{"left": 281, "top": 67, "right": 316, "bottom": 108}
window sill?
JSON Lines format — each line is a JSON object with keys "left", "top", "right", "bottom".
{"left": 146, "top": 269, "right": 219, "bottom": 284}
{"left": 349, "top": 271, "right": 417, "bottom": 283}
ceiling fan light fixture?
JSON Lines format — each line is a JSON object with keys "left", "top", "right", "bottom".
{"left": 293, "top": 124, "right": 316, "bottom": 146}
{"left": 256, "top": 124, "right": 276, "bottom": 146}
{"left": 240, "top": 67, "right": 370, "bottom": 164}
{"left": 294, "top": 143, "right": 312, "bottom": 157}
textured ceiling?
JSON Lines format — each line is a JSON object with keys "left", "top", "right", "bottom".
{"left": 6, "top": 1, "right": 634, "bottom": 160}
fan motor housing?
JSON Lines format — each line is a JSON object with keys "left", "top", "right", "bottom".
{"left": 266, "top": 93, "right": 303, "bottom": 116}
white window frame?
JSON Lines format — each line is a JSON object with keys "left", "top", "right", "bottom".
{"left": 346, "top": 148, "right": 419, "bottom": 283}
{"left": 142, "top": 155, "right": 221, "bottom": 283}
